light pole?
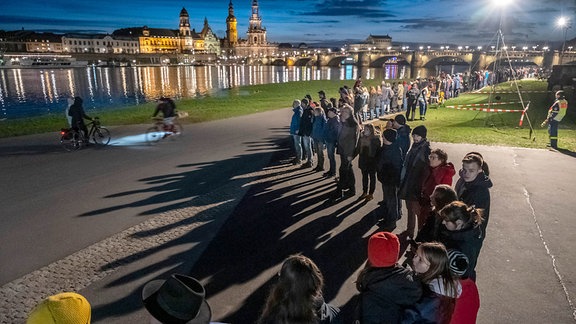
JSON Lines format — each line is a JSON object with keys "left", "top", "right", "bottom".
{"left": 557, "top": 16, "right": 571, "bottom": 65}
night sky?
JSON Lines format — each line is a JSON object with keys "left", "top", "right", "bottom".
{"left": 1, "top": 0, "right": 575, "bottom": 47}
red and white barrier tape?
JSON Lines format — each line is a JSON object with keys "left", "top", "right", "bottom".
{"left": 445, "top": 101, "right": 521, "bottom": 108}
{"left": 445, "top": 106, "right": 524, "bottom": 113}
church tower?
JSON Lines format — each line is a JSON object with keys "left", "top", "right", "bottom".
{"left": 179, "top": 7, "right": 194, "bottom": 53}
{"left": 247, "top": 0, "right": 267, "bottom": 45}
{"left": 179, "top": 7, "right": 191, "bottom": 36}
{"left": 226, "top": 0, "right": 238, "bottom": 47}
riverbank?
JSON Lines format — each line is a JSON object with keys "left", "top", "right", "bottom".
{"left": 1, "top": 79, "right": 574, "bottom": 151}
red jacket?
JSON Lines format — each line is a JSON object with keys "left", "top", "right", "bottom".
{"left": 422, "top": 162, "right": 456, "bottom": 198}
{"left": 450, "top": 278, "right": 480, "bottom": 324}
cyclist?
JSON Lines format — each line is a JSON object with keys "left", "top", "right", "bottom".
{"left": 152, "top": 97, "right": 177, "bottom": 134}
{"left": 68, "top": 96, "right": 92, "bottom": 142}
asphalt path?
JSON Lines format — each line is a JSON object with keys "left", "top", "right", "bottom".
{"left": 1, "top": 109, "right": 575, "bottom": 323}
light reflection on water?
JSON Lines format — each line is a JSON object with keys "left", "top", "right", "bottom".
{"left": 0, "top": 64, "right": 451, "bottom": 120}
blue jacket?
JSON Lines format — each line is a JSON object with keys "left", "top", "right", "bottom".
{"left": 290, "top": 106, "right": 303, "bottom": 135}
{"left": 312, "top": 115, "right": 327, "bottom": 141}
{"left": 396, "top": 125, "right": 411, "bottom": 160}
{"left": 323, "top": 116, "right": 341, "bottom": 145}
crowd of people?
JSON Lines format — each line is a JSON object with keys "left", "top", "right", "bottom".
{"left": 280, "top": 79, "right": 494, "bottom": 323}
{"left": 31, "top": 77, "right": 495, "bottom": 324}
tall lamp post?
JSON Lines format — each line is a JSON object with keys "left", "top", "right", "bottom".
{"left": 557, "top": 17, "right": 571, "bottom": 65}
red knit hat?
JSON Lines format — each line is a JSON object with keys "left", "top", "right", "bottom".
{"left": 368, "top": 232, "right": 400, "bottom": 267}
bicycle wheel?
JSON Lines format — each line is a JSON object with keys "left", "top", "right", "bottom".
{"left": 61, "top": 134, "right": 82, "bottom": 151}
{"left": 168, "top": 122, "right": 183, "bottom": 141}
{"left": 146, "top": 126, "right": 162, "bottom": 145}
{"left": 93, "top": 127, "right": 111, "bottom": 145}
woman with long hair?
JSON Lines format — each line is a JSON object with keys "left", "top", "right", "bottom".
{"left": 258, "top": 255, "right": 341, "bottom": 324}
{"left": 403, "top": 242, "right": 461, "bottom": 324}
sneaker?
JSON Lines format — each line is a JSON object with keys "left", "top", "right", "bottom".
{"left": 365, "top": 194, "right": 374, "bottom": 202}
{"left": 359, "top": 192, "right": 368, "bottom": 199}
{"left": 291, "top": 158, "right": 301, "bottom": 165}
{"left": 301, "top": 162, "right": 313, "bottom": 168}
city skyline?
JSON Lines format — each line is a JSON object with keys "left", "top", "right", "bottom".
{"left": 1, "top": 0, "right": 575, "bottom": 47}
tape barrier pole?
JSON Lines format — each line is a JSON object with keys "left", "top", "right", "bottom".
{"left": 519, "top": 102, "right": 530, "bottom": 127}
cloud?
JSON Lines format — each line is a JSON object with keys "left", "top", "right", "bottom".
{"left": 299, "top": 0, "right": 396, "bottom": 18}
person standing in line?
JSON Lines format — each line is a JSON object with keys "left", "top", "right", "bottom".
{"left": 406, "top": 83, "right": 420, "bottom": 121}
{"left": 403, "top": 242, "right": 461, "bottom": 324}
{"left": 541, "top": 90, "right": 568, "bottom": 149}
{"left": 399, "top": 125, "right": 431, "bottom": 238}
{"left": 68, "top": 96, "right": 92, "bottom": 142}
{"left": 376, "top": 128, "right": 403, "bottom": 230}
{"left": 312, "top": 107, "right": 327, "bottom": 172}
{"left": 318, "top": 90, "right": 330, "bottom": 115}
{"left": 418, "top": 85, "right": 429, "bottom": 121}
{"left": 259, "top": 255, "right": 342, "bottom": 324}
{"left": 354, "top": 232, "right": 422, "bottom": 324}
{"left": 381, "top": 82, "right": 394, "bottom": 115}
{"left": 396, "top": 81, "right": 405, "bottom": 112}
{"left": 323, "top": 106, "right": 341, "bottom": 178}
{"left": 393, "top": 115, "right": 411, "bottom": 161}
{"left": 358, "top": 123, "right": 382, "bottom": 202}
{"left": 419, "top": 148, "right": 456, "bottom": 219}
{"left": 447, "top": 250, "right": 480, "bottom": 324}
{"left": 331, "top": 104, "right": 359, "bottom": 200}
{"left": 289, "top": 99, "right": 303, "bottom": 165}
{"left": 454, "top": 152, "right": 492, "bottom": 240}
{"left": 368, "top": 86, "right": 378, "bottom": 120}
{"left": 438, "top": 201, "right": 484, "bottom": 280}
{"left": 299, "top": 98, "right": 315, "bottom": 168}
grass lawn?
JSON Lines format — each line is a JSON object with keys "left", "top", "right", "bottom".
{"left": 1, "top": 79, "right": 574, "bottom": 152}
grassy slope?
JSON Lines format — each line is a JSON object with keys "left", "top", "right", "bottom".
{"left": 1, "top": 79, "right": 574, "bottom": 151}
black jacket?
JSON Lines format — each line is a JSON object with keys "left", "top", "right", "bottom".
{"left": 399, "top": 140, "right": 431, "bottom": 200}
{"left": 378, "top": 142, "right": 403, "bottom": 186}
{"left": 298, "top": 106, "right": 314, "bottom": 136}
{"left": 438, "top": 225, "right": 483, "bottom": 279}
{"left": 455, "top": 172, "right": 492, "bottom": 236}
{"left": 356, "top": 266, "right": 422, "bottom": 324}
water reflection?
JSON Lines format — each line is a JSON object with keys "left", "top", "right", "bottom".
{"left": 0, "top": 64, "right": 453, "bottom": 120}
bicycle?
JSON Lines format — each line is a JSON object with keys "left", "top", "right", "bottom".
{"left": 145, "top": 117, "right": 183, "bottom": 145}
{"left": 60, "top": 117, "right": 111, "bottom": 151}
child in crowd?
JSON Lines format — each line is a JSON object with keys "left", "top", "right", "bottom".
{"left": 399, "top": 125, "right": 431, "bottom": 238}
{"left": 415, "top": 184, "right": 458, "bottom": 243}
{"left": 358, "top": 124, "right": 382, "bottom": 202}
{"left": 312, "top": 107, "right": 327, "bottom": 172}
{"left": 403, "top": 242, "right": 461, "bottom": 324}
{"left": 438, "top": 201, "right": 484, "bottom": 280}
{"left": 447, "top": 250, "right": 480, "bottom": 324}
{"left": 355, "top": 232, "right": 422, "bottom": 324}
{"left": 323, "top": 106, "right": 341, "bottom": 178}
{"left": 259, "top": 255, "right": 341, "bottom": 324}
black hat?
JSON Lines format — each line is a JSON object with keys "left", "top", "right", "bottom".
{"left": 142, "top": 274, "right": 211, "bottom": 324}
{"left": 305, "top": 94, "right": 313, "bottom": 101}
{"left": 383, "top": 129, "right": 397, "bottom": 143}
{"left": 394, "top": 114, "right": 406, "bottom": 125}
{"left": 318, "top": 90, "right": 326, "bottom": 96}
{"left": 327, "top": 107, "right": 338, "bottom": 114}
{"left": 412, "top": 125, "right": 427, "bottom": 138}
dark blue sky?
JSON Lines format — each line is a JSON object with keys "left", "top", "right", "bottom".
{"left": 1, "top": 0, "right": 574, "bottom": 47}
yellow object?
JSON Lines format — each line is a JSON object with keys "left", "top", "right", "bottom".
{"left": 27, "top": 292, "right": 91, "bottom": 324}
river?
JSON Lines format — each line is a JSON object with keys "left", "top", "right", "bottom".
{"left": 0, "top": 63, "right": 467, "bottom": 120}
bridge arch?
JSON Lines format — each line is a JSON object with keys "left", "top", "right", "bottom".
{"left": 325, "top": 56, "right": 350, "bottom": 67}
{"left": 271, "top": 59, "right": 286, "bottom": 66}
{"left": 370, "top": 55, "right": 410, "bottom": 68}
{"left": 294, "top": 57, "right": 313, "bottom": 66}
{"left": 486, "top": 57, "right": 538, "bottom": 70}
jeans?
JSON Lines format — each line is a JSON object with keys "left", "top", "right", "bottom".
{"left": 361, "top": 169, "right": 376, "bottom": 194}
{"left": 302, "top": 136, "right": 313, "bottom": 164}
{"left": 403, "top": 98, "right": 407, "bottom": 111}
{"left": 313, "top": 140, "right": 325, "bottom": 169}
{"left": 326, "top": 142, "right": 337, "bottom": 174}
{"left": 291, "top": 134, "right": 303, "bottom": 162}
{"left": 548, "top": 119, "right": 558, "bottom": 148}
{"left": 419, "top": 100, "right": 427, "bottom": 118}
{"left": 376, "top": 107, "right": 381, "bottom": 118}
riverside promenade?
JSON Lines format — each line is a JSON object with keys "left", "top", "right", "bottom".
{"left": 1, "top": 108, "right": 575, "bottom": 323}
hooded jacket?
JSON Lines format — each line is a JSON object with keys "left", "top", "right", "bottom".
{"left": 421, "top": 162, "right": 456, "bottom": 198}
{"left": 323, "top": 115, "right": 341, "bottom": 145}
{"left": 402, "top": 278, "right": 461, "bottom": 324}
{"left": 290, "top": 105, "right": 303, "bottom": 135}
{"left": 312, "top": 114, "right": 327, "bottom": 141}
{"left": 356, "top": 266, "right": 422, "bottom": 324}
{"left": 455, "top": 172, "right": 493, "bottom": 236}
{"left": 439, "top": 224, "right": 483, "bottom": 280}
{"left": 399, "top": 139, "right": 431, "bottom": 200}
{"left": 395, "top": 125, "right": 411, "bottom": 160}
{"left": 378, "top": 141, "right": 403, "bottom": 186}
